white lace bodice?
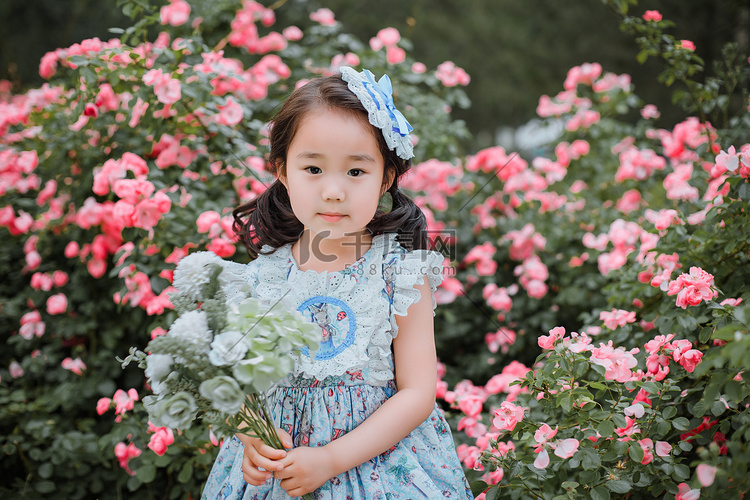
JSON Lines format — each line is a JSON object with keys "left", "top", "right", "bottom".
{"left": 223, "top": 233, "right": 444, "bottom": 385}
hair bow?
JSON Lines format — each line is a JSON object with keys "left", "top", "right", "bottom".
{"left": 340, "top": 66, "right": 415, "bottom": 160}
{"left": 360, "top": 70, "right": 413, "bottom": 137}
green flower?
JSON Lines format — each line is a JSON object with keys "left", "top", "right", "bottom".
{"left": 156, "top": 391, "right": 198, "bottom": 430}
{"left": 233, "top": 355, "right": 295, "bottom": 392}
{"left": 199, "top": 376, "right": 245, "bottom": 415}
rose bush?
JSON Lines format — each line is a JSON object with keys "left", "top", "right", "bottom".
{"left": 426, "top": 2, "right": 750, "bottom": 499}
{"left": 0, "top": 1, "right": 468, "bottom": 498}
{"left": 2, "top": 0, "right": 749, "bottom": 499}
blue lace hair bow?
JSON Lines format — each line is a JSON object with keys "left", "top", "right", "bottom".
{"left": 340, "top": 66, "right": 415, "bottom": 160}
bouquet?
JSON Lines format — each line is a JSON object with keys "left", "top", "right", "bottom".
{"left": 122, "top": 252, "right": 318, "bottom": 496}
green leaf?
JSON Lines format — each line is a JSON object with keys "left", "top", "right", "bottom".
{"left": 470, "top": 480, "right": 489, "bottom": 497}
{"left": 711, "top": 400, "right": 727, "bottom": 417}
{"left": 692, "top": 400, "right": 708, "bottom": 417}
{"left": 177, "top": 461, "right": 193, "bottom": 483}
{"left": 606, "top": 479, "right": 632, "bottom": 493}
{"left": 673, "top": 464, "right": 691, "bottom": 480}
{"left": 662, "top": 406, "right": 677, "bottom": 420}
{"left": 672, "top": 417, "right": 690, "bottom": 430}
{"left": 598, "top": 420, "right": 615, "bottom": 437}
{"left": 591, "top": 486, "right": 611, "bottom": 500}
{"left": 699, "top": 327, "right": 713, "bottom": 343}
{"left": 136, "top": 463, "right": 157, "bottom": 484}
{"left": 35, "top": 481, "right": 56, "bottom": 494}
{"left": 629, "top": 442, "right": 645, "bottom": 463}
{"left": 641, "top": 381, "right": 660, "bottom": 394}
{"left": 581, "top": 448, "right": 601, "bottom": 470}
{"left": 738, "top": 182, "right": 750, "bottom": 200}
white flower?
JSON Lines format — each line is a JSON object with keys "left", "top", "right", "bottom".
{"left": 145, "top": 353, "right": 173, "bottom": 394}
{"left": 172, "top": 251, "right": 223, "bottom": 302}
{"left": 168, "top": 310, "right": 212, "bottom": 350}
{"left": 209, "top": 330, "right": 249, "bottom": 366}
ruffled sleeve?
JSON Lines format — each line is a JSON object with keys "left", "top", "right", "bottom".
{"left": 220, "top": 259, "right": 259, "bottom": 306}
{"left": 387, "top": 245, "right": 445, "bottom": 338}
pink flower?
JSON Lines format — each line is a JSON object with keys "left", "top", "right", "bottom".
{"left": 377, "top": 27, "right": 401, "bottom": 46}
{"left": 678, "top": 40, "right": 696, "bottom": 51}
{"left": 493, "top": 402, "right": 524, "bottom": 432}
{"left": 679, "top": 349, "right": 703, "bottom": 373}
{"left": 641, "top": 104, "right": 660, "bottom": 119}
{"left": 19, "top": 311, "right": 45, "bottom": 339}
{"left": 533, "top": 447, "right": 550, "bottom": 469}
{"left": 10, "top": 361, "right": 23, "bottom": 378}
{"left": 483, "top": 284, "right": 512, "bottom": 312}
{"left": 643, "top": 10, "right": 662, "bottom": 21}
{"left": 113, "top": 388, "right": 139, "bottom": 417}
{"left": 386, "top": 46, "right": 406, "bottom": 65}
{"left": 310, "top": 8, "right": 336, "bottom": 26}
{"left": 675, "top": 483, "right": 700, "bottom": 500}
{"left": 599, "top": 308, "right": 636, "bottom": 329}
{"left": 216, "top": 97, "right": 243, "bottom": 126}
{"left": 538, "top": 326, "right": 565, "bottom": 350}
{"left": 282, "top": 26, "right": 303, "bottom": 41}
{"left": 655, "top": 441, "right": 671, "bottom": 457}
{"left": 715, "top": 146, "right": 740, "bottom": 173}
{"left": 667, "top": 266, "right": 718, "bottom": 308}
{"left": 160, "top": 0, "right": 191, "bottom": 26}
{"left": 624, "top": 403, "right": 645, "bottom": 418}
{"left": 696, "top": 464, "right": 717, "bottom": 487}
{"left": 534, "top": 423, "right": 558, "bottom": 446}
{"left": 435, "top": 61, "right": 470, "bottom": 87}
{"left": 457, "top": 394, "right": 485, "bottom": 418}
{"left": 464, "top": 242, "right": 497, "bottom": 276}
{"left": 639, "top": 438, "right": 654, "bottom": 464}
{"left": 61, "top": 357, "right": 86, "bottom": 375}
{"left": 147, "top": 423, "right": 175, "bottom": 456}
{"left": 83, "top": 103, "right": 98, "bottom": 118}
{"left": 114, "top": 442, "right": 141, "bottom": 475}
{"left": 46, "top": 293, "right": 68, "bottom": 315}
{"left": 96, "top": 397, "right": 112, "bottom": 415}
{"left": 589, "top": 341, "right": 639, "bottom": 382}
{"left": 485, "top": 327, "right": 516, "bottom": 354}
{"left": 553, "top": 438, "right": 579, "bottom": 459}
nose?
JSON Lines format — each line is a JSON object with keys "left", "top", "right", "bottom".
{"left": 322, "top": 180, "right": 345, "bottom": 201}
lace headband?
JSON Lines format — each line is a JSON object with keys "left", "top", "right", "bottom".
{"left": 339, "top": 66, "right": 414, "bottom": 160}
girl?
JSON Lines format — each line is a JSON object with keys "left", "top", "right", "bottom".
{"left": 201, "top": 67, "right": 474, "bottom": 499}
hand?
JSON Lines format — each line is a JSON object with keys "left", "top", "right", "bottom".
{"left": 236, "top": 428, "right": 294, "bottom": 486}
{"left": 274, "top": 446, "right": 336, "bottom": 497}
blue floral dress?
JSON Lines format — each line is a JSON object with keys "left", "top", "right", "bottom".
{"left": 201, "top": 233, "right": 474, "bottom": 500}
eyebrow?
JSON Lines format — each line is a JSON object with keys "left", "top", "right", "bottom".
{"left": 296, "top": 151, "right": 377, "bottom": 163}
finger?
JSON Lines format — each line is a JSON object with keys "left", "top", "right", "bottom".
{"left": 275, "top": 428, "right": 294, "bottom": 449}
{"left": 242, "top": 463, "right": 273, "bottom": 485}
{"left": 253, "top": 442, "right": 288, "bottom": 461}
{"left": 244, "top": 445, "right": 287, "bottom": 471}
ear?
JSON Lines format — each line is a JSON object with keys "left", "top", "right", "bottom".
{"left": 381, "top": 169, "right": 396, "bottom": 196}
{"left": 277, "top": 163, "right": 288, "bottom": 188}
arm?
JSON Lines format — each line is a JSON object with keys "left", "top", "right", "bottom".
{"left": 275, "top": 280, "right": 438, "bottom": 496}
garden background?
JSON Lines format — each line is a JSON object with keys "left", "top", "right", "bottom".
{"left": 1, "top": 0, "right": 749, "bottom": 499}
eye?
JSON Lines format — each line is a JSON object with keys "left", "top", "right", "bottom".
{"left": 348, "top": 168, "right": 364, "bottom": 177}
{"left": 304, "top": 166, "right": 322, "bottom": 174}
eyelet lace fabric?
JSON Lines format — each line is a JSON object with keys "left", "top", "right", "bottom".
{"left": 232, "top": 233, "right": 443, "bottom": 384}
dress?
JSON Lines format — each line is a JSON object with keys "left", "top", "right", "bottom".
{"left": 201, "top": 232, "right": 474, "bottom": 500}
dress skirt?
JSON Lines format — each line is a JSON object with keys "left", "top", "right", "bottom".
{"left": 201, "top": 372, "right": 474, "bottom": 499}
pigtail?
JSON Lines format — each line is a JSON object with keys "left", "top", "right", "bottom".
{"left": 233, "top": 181, "right": 303, "bottom": 259}
{"left": 367, "top": 183, "right": 428, "bottom": 251}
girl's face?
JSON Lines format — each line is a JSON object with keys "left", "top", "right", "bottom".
{"left": 280, "top": 107, "right": 390, "bottom": 244}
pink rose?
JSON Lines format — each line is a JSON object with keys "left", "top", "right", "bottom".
{"left": 655, "top": 441, "right": 671, "bottom": 457}
{"left": 538, "top": 326, "right": 565, "bottom": 350}
{"left": 678, "top": 40, "right": 696, "bottom": 51}
{"left": 160, "top": 0, "right": 191, "bottom": 26}
{"left": 553, "top": 438, "right": 579, "bottom": 459}
{"left": 61, "top": 357, "right": 86, "bottom": 375}
{"left": 493, "top": 401, "right": 524, "bottom": 432}
{"left": 46, "top": 293, "right": 68, "bottom": 315}
{"left": 97, "top": 397, "right": 112, "bottom": 415}
{"left": 642, "top": 10, "right": 662, "bottom": 21}
{"left": 675, "top": 483, "right": 700, "bottom": 500}
{"left": 696, "top": 463, "right": 717, "bottom": 487}
{"left": 309, "top": 8, "right": 335, "bottom": 26}
{"left": 114, "top": 442, "right": 141, "bottom": 475}
{"left": 147, "top": 425, "right": 175, "bottom": 456}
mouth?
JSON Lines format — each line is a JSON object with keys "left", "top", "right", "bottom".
{"left": 319, "top": 213, "right": 345, "bottom": 222}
